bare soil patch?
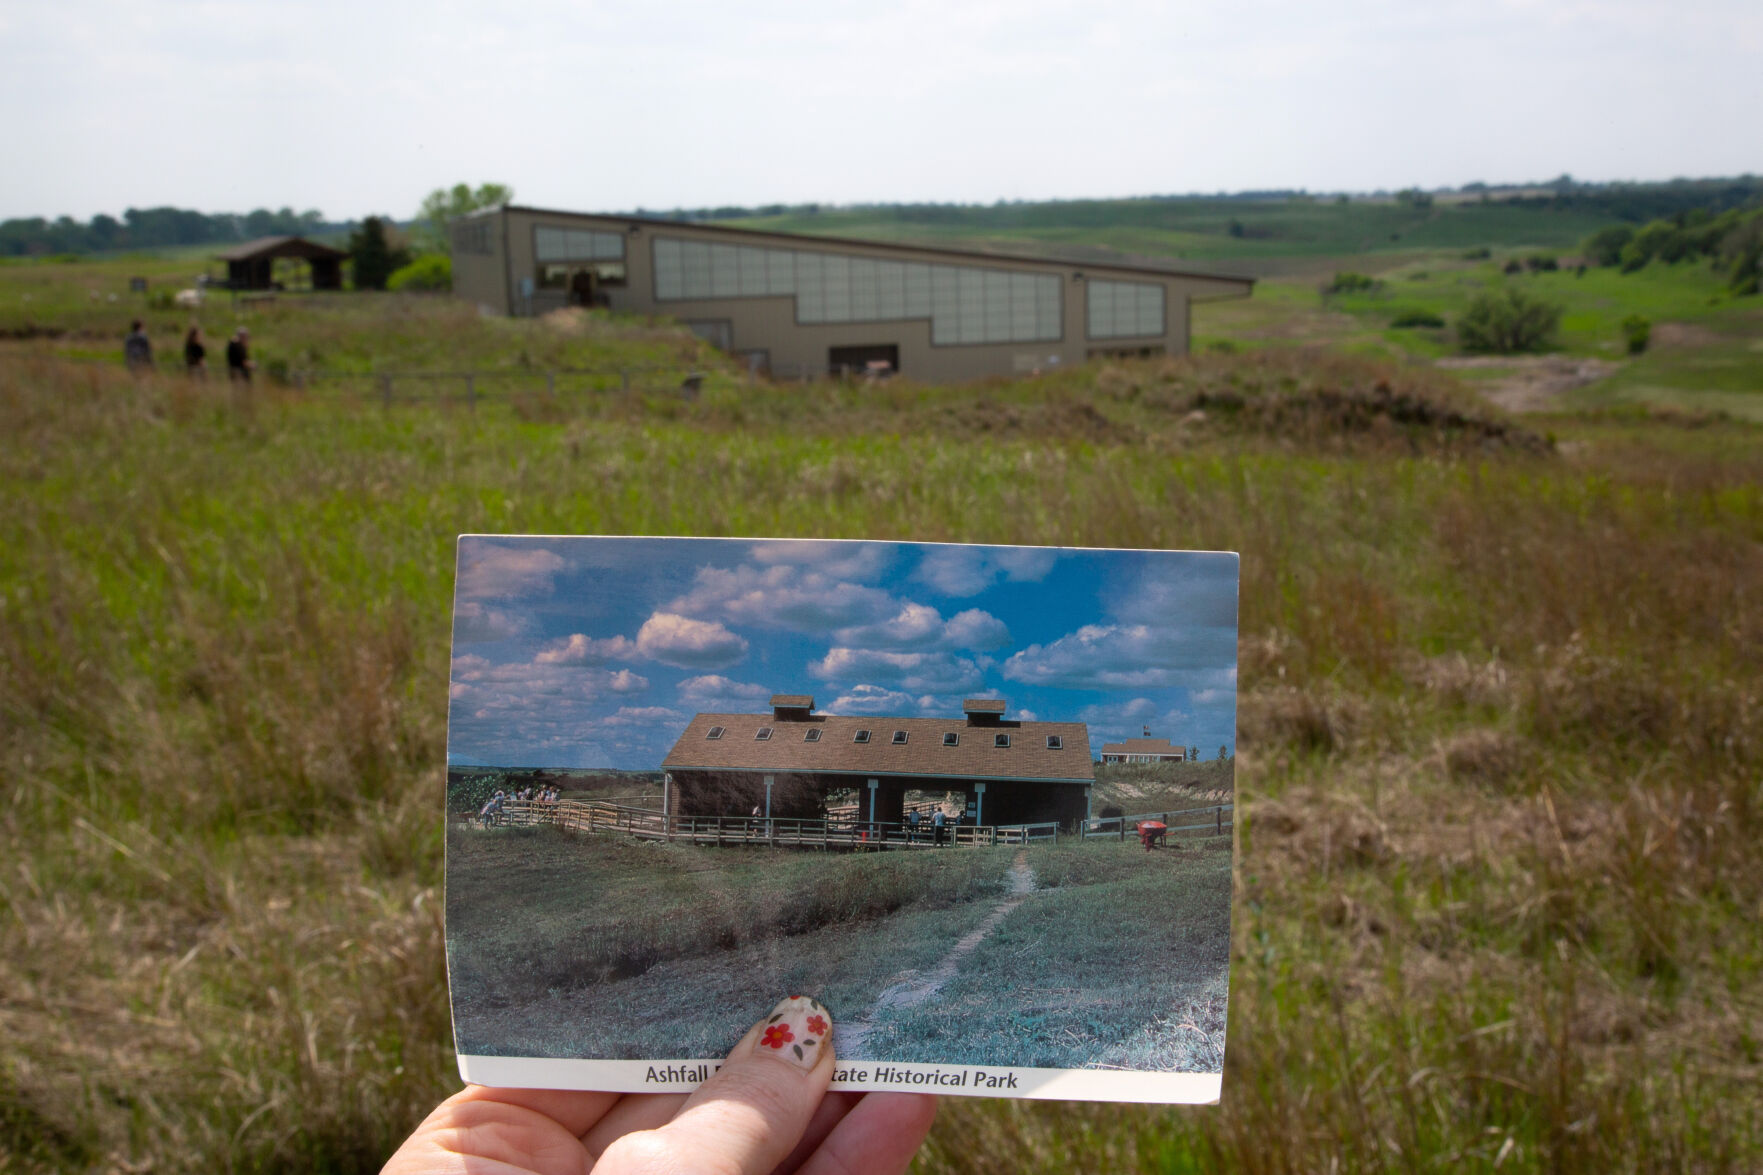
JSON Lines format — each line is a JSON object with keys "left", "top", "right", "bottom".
{"left": 1437, "top": 354, "right": 1622, "bottom": 413}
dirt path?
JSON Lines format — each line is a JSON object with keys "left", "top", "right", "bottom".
{"left": 835, "top": 851, "right": 1037, "bottom": 1057}
{"left": 1436, "top": 354, "right": 1622, "bottom": 413}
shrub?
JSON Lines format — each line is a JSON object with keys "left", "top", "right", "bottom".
{"left": 1326, "top": 272, "right": 1379, "bottom": 294}
{"left": 387, "top": 253, "right": 452, "bottom": 292}
{"left": 1461, "top": 246, "right": 1492, "bottom": 260}
{"left": 1390, "top": 309, "right": 1445, "bottom": 328}
{"left": 1502, "top": 259, "right": 1523, "bottom": 275}
{"left": 1525, "top": 254, "right": 1559, "bottom": 272}
{"left": 1457, "top": 287, "right": 1563, "bottom": 354}
{"left": 1621, "top": 315, "right": 1651, "bottom": 355}
{"left": 1584, "top": 224, "right": 1635, "bottom": 267}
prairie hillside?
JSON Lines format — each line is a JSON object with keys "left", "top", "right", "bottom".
{"left": 3, "top": 268, "right": 1762, "bottom": 1171}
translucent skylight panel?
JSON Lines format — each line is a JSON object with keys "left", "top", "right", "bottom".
{"left": 738, "top": 246, "right": 769, "bottom": 296}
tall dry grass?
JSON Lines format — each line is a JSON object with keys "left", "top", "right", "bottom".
{"left": 3, "top": 349, "right": 1761, "bottom": 1171}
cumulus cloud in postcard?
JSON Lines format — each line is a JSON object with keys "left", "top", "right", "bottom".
{"left": 667, "top": 564, "right": 895, "bottom": 632}
{"left": 534, "top": 633, "right": 640, "bottom": 665}
{"left": 914, "top": 546, "right": 1059, "bottom": 597}
{"left": 635, "top": 612, "right": 749, "bottom": 669}
{"left": 809, "top": 648, "right": 988, "bottom": 694}
{"left": 1003, "top": 623, "right": 1237, "bottom": 690}
{"left": 747, "top": 540, "right": 895, "bottom": 582}
{"left": 832, "top": 603, "right": 1011, "bottom": 653}
{"left": 676, "top": 674, "right": 774, "bottom": 710}
{"left": 453, "top": 601, "right": 533, "bottom": 643}
{"left": 457, "top": 543, "right": 568, "bottom": 600}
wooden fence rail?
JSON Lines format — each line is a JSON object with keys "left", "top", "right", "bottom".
{"left": 466, "top": 800, "right": 1231, "bottom": 849}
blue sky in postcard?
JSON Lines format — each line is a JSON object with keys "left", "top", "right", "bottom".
{"left": 447, "top": 537, "right": 1237, "bottom": 769}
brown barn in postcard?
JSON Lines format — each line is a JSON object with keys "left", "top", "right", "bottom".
{"left": 661, "top": 695, "right": 1095, "bottom": 830}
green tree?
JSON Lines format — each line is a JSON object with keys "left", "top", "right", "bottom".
{"left": 348, "top": 216, "right": 411, "bottom": 291}
{"left": 387, "top": 254, "right": 452, "bottom": 292}
{"left": 1458, "top": 287, "right": 1563, "bottom": 354}
{"left": 415, "top": 182, "right": 514, "bottom": 255}
{"left": 1584, "top": 224, "right": 1635, "bottom": 267}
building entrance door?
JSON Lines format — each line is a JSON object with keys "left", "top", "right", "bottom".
{"left": 828, "top": 344, "right": 899, "bottom": 378}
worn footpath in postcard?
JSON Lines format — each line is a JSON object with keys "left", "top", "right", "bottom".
{"left": 445, "top": 536, "right": 1238, "bottom": 1103}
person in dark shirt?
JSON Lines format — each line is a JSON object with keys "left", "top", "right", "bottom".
{"left": 225, "top": 327, "right": 253, "bottom": 382}
{"left": 123, "top": 320, "right": 153, "bottom": 373}
{"left": 183, "top": 325, "right": 207, "bottom": 379}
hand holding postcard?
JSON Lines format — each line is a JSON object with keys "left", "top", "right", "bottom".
{"left": 445, "top": 537, "right": 1237, "bottom": 1104}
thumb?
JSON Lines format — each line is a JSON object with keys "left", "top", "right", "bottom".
{"left": 595, "top": 996, "right": 835, "bottom": 1175}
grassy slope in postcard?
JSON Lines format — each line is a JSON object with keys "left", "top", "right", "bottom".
{"left": 444, "top": 537, "right": 1237, "bottom": 1103}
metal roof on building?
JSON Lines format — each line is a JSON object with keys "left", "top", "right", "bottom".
{"left": 663, "top": 712, "right": 1095, "bottom": 784}
{"left": 213, "top": 235, "right": 349, "bottom": 262}
{"left": 491, "top": 204, "right": 1257, "bottom": 287}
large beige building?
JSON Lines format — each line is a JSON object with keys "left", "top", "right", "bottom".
{"left": 451, "top": 204, "right": 1254, "bottom": 382}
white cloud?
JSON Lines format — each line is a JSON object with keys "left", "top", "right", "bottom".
{"left": 667, "top": 564, "right": 895, "bottom": 631}
{"left": 534, "top": 632, "right": 639, "bottom": 665}
{"left": 607, "top": 669, "right": 650, "bottom": 693}
{"left": 602, "top": 705, "right": 684, "bottom": 727}
{"left": 636, "top": 612, "right": 749, "bottom": 669}
{"left": 456, "top": 543, "right": 567, "bottom": 600}
{"left": 452, "top": 601, "right": 532, "bottom": 643}
{"left": 832, "top": 603, "right": 1011, "bottom": 652}
{"left": 677, "top": 674, "right": 774, "bottom": 707}
{"left": 914, "top": 546, "right": 1059, "bottom": 597}
{"left": 809, "top": 648, "right": 986, "bottom": 693}
{"left": 828, "top": 684, "right": 925, "bottom": 714}
{"left": 748, "top": 540, "right": 893, "bottom": 581}
{"left": 1002, "top": 623, "right": 1237, "bottom": 690}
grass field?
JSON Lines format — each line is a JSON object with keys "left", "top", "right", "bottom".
{"left": 722, "top": 198, "right": 1763, "bottom": 421}
{"left": 3, "top": 256, "right": 1762, "bottom": 1170}
{"left": 445, "top": 827, "right": 1224, "bottom": 1071}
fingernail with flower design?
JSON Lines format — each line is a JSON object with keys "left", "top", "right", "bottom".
{"left": 754, "top": 995, "right": 832, "bottom": 1071}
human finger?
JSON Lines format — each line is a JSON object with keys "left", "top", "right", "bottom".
{"left": 448, "top": 1085, "right": 623, "bottom": 1139}
{"left": 594, "top": 995, "right": 835, "bottom": 1175}
{"left": 579, "top": 1092, "right": 688, "bottom": 1159}
{"left": 771, "top": 1091, "right": 862, "bottom": 1174}
{"left": 793, "top": 1091, "right": 940, "bottom": 1175}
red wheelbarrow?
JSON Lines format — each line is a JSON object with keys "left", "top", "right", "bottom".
{"left": 1137, "top": 820, "right": 1168, "bottom": 851}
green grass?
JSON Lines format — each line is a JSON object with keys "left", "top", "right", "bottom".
{"left": 864, "top": 841, "right": 1231, "bottom": 1071}
{"left": 4, "top": 278, "right": 1763, "bottom": 1170}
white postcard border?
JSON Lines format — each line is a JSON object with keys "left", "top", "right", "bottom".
{"left": 458, "top": 1054, "right": 1220, "bottom": 1105}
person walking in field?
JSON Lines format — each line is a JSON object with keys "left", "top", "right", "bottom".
{"left": 183, "top": 325, "right": 207, "bottom": 378}
{"left": 124, "top": 319, "right": 153, "bottom": 373}
{"left": 225, "top": 327, "right": 253, "bottom": 382}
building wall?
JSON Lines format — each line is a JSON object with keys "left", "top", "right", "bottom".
{"left": 453, "top": 206, "right": 1252, "bottom": 383}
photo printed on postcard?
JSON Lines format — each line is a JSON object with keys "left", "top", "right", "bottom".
{"left": 444, "top": 536, "right": 1238, "bottom": 1103}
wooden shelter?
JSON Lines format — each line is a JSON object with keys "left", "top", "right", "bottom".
{"left": 215, "top": 236, "right": 346, "bottom": 291}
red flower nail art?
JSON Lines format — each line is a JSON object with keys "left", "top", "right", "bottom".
{"left": 762, "top": 1023, "right": 795, "bottom": 1049}
{"left": 805, "top": 1014, "right": 828, "bottom": 1036}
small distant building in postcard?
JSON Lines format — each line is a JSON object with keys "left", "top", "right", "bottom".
{"left": 1098, "top": 737, "right": 1188, "bottom": 764}
{"left": 450, "top": 204, "right": 1254, "bottom": 382}
{"left": 662, "top": 695, "right": 1095, "bottom": 830}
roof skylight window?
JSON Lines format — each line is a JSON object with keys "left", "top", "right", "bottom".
{"left": 1046, "top": 735, "right": 1063, "bottom": 750}
{"left": 942, "top": 732, "right": 959, "bottom": 746}
{"left": 853, "top": 729, "right": 872, "bottom": 744}
{"left": 804, "top": 728, "right": 823, "bottom": 742}
{"left": 994, "top": 733, "right": 1012, "bottom": 748}
{"left": 755, "top": 726, "right": 774, "bottom": 741}
{"left": 706, "top": 726, "right": 725, "bottom": 740}
{"left": 892, "top": 730, "right": 909, "bottom": 744}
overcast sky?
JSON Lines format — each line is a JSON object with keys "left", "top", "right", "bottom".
{"left": 446, "top": 537, "right": 1238, "bottom": 769}
{"left": 3, "top": 1, "right": 1758, "bottom": 222}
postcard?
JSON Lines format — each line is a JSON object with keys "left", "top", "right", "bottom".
{"left": 445, "top": 536, "right": 1238, "bottom": 1103}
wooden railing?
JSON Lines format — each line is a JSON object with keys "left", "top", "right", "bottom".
{"left": 1082, "top": 803, "right": 1234, "bottom": 841}
{"left": 464, "top": 799, "right": 1230, "bottom": 848}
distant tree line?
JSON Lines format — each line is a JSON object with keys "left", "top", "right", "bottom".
{"left": 0, "top": 206, "right": 356, "bottom": 258}
{"left": 1582, "top": 201, "right": 1763, "bottom": 295}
